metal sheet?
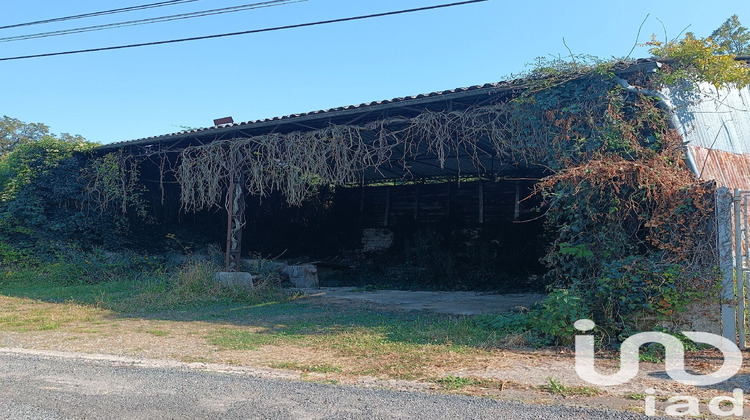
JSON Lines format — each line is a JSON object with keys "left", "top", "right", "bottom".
{"left": 663, "top": 83, "right": 750, "bottom": 189}
{"left": 689, "top": 146, "right": 750, "bottom": 190}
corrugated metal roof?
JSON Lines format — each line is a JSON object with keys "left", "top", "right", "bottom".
{"left": 99, "top": 82, "right": 521, "bottom": 150}
{"left": 663, "top": 83, "right": 750, "bottom": 189}
{"left": 688, "top": 146, "right": 750, "bottom": 190}
{"left": 100, "top": 59, "right": 668, "bottom": 151}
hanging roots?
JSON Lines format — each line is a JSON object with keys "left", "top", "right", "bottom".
{"left": 175, "top": 94, "right": 608, "bottom": 210}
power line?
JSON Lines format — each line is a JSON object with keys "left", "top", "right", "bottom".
{"left": 0, "top": 0, "right": 304, "bottom": 43}
{"left": 0, "top": 0, "right": 200, "bottom": 31}
{"left": 0, "top": 0, "right": 489, "bottom": 62}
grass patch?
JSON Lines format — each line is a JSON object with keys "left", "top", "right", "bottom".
{"left": 272, "top": 362, "right": 342, "bottom": 373}
{"left": 204, "top": 307, "right": 498, "bottom": 379}
{"left": 626, "top": 393, "right": 647, "bottom": 400}
{"left": 432, "top": 376, "right": 482, "bottom": 390}
{"left": 0, "top": 258, "right": 512, "bottom": 382}
{"left": 0, "top": 260, "right": 302, "bottom": 314}
{"left": 431, "top": 376, "right": 508, "bottom": 390}
{"left": 145, "top": 329, "right": 170, "bottom": 337}
{"left": 0, "top": 296, "right": 103, "bottom": 332}
{"left": 208, "top": 328, "right": 287, "bottom": 350}
{"left": 539, "top": 377, "right": 600, "bottom": 397}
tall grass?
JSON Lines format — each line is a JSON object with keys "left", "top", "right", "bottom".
{"left": 0, "top": 252, "right": 302, "bottom": 312}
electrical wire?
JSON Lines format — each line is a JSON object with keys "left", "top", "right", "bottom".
{"left": 0, "top": 0, "right": 304, "bottom": 43}
{"left": 0, "top": 0, "right": 200, "bottom": 31}
{"left": 0, "top": 0, "right": 488, "bottom": 62}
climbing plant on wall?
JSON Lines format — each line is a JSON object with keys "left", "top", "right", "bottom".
{"left": 82, "top": 39, "right": 750, "bottom": 341}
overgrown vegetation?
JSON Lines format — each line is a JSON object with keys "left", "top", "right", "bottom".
{"left": 481, "top": 21, "right": 749, "bottom": 345}
{"left": 0, "top": 254, "right": 299, "bottom": 313}
{"left": 1, "top": 16, "right": 749, "bottom": 349}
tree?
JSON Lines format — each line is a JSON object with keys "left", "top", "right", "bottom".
{"left": 710, "top": 14, "right": 750, "bottom": 55}
{"left": 0, "top": 116, "right": 88, "bottom": 158}
{"left": 0, "top": 115, "right": 51, "bottom": 157}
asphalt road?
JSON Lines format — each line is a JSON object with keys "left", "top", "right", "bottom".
{"left": 0, "top": 350, "right": 660, "bottom": 419}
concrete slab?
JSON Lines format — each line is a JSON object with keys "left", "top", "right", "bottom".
{"left": 303, "top": 287, "right": 544, "bottom": 315}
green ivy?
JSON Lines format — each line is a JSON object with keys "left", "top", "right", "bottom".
{"left": 0, "top": 137, "right": 124, "bottom": 265}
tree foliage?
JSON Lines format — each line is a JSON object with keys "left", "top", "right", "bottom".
{"left": 0, "top": 116, "right": 50, "bottom": 157}
{"left": 0, "top": 115, "right": 86, "bottom": 158}
{"left": 710, "top": 14, "right": 750, "bottom": 55}
{"left": 0, "top": 136, "right": 127, "bottom": 263}
{"left": 648, "top": 33, "right": 750, "bottom": 90}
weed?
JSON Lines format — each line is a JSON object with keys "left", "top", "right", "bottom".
{"left": 272, "top": 362, "right": 342, "bottom": 373}
{"left": 433, "top": 376, "right": 481, "bottom": 390}
{"left": 540, "top": 377, "right": 600, "bottom": 397}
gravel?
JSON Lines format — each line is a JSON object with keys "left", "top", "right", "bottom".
{"left": 0, "top": 350, "right": 665, "bottom": 419}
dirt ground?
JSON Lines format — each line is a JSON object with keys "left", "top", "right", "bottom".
{"left": 1, "top": 289, "right": 746, "bottom": 418}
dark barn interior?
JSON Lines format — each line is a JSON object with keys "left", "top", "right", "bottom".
{"left": 104, "top": 82, "right": 556, "bottom": 292}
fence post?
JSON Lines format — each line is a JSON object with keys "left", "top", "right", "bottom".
{"left": 717, "top": 187, "right": 736, "bottom": 342}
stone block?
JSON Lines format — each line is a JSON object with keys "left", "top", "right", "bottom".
{"left": 281, "top": 264, "right": 319, "bottom": 288}
{"left": 214, "top": 272, "right": 255, "bottom": 290}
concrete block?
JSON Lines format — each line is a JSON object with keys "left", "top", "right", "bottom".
{"left": 214, "top": 272, "right": 255, "bottom": 290}
{"left": 281, "top": 264, "right": 319, "bottom": 288}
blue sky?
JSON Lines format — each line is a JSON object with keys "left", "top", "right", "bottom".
{"left": 2, "top": 0, "right": 749, "bottom": 144}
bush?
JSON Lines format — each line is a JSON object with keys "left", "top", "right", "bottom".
{"left": 0, "top": 137, "right": 125, "bottom": 265}
{"left": 485, "top": 257, "right": 712, "bottom": 348}
{"left": 591, "top": 256, "right": 705, "bottom": 340}
{"left": 484, "top": 289, "right": 589, "bottom": 347}
{"left": 528, "top": 289, "right": 590, "bottom": 346}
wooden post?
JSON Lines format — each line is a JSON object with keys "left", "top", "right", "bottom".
{"left": 717, "top": 187, "right": 736, "bottom": 342}
{"left": 224, "top": 174, "right": 245, "bottom": 272}
{"left": 514, "top": 181, "right": 521, "bottom": 220}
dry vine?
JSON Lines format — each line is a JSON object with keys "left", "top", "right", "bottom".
{"left": 174, "top": 88, "right": 610, "bottom": 211}
{"left": 84, "top": 150, "right": 148, "bottom": 218}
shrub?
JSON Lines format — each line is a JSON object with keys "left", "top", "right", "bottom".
{"left": 528, "top": 289, "right": 590, "bottom": 346}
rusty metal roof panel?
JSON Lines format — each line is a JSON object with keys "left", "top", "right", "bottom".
{"left": 688, "top": 146, "right": 750, "bottom": 190}
{"left": 663, "top": 83, "right": 750, "bottom": 189}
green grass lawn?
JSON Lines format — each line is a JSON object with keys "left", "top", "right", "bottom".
{"left": 0, "top": 262, "right": 507, "bottom": 381}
